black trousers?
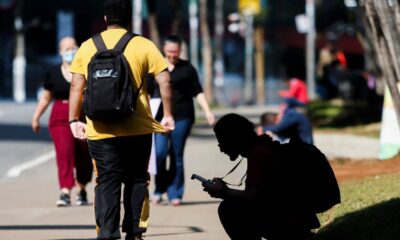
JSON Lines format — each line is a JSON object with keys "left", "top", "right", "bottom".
{"left": 88, "top": 134, "right": 152, "bottom": 240}
{"left": 218, "top": 199, "right": 313, "bottom": 240}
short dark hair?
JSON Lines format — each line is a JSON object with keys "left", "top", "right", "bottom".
{"left": 104, "top": 0, "right": 132, "bottom": 27}
{"left": 163, "top": 35, "right": 182, "bottom": 46}
{"left": 214, "top": 113, "right": 256, "bottom": 143}
{"left": 260, "top": 112, "right": 277, "bottom": 126}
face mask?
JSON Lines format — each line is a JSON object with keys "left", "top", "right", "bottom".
{"left": 62, "top": 50, "right": 76, "bottom": 64}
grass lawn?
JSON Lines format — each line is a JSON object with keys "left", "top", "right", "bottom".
{"left": 315, "top": 122, "right": 381, "bottom": 138}
{"left": 313, "top": 173, "right": 400, "bottom": 240}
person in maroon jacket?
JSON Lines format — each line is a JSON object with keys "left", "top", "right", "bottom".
{"left": 32, "top": 37, "right": 92, "bottom": 207}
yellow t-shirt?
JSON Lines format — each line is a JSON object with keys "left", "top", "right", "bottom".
{"left": 70, "top": 29, "right": 168, "bottom": 140}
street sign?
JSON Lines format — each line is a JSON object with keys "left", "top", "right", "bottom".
{"left": 239, "top": 0, "right": 261, "bottom": 15}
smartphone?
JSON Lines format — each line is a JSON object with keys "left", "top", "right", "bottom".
{"left": 191, "top": 174, "right": 208, "bottom": 183}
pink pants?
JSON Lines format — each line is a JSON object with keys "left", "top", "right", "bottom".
{"left": 49, "top": 100, "right": 93, "bottom": 189}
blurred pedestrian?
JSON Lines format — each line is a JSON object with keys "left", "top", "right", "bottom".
{"left": 148, "top": 35, "right": 215, "bottom": 206}
{"left": 279, "top": 77, "right": 308, "bottom": 106}
{"left": 317, "top": 42, "right": 348, "bottom": 99}
{"left": 31, "top": 36, "right": 93, "bottom": 207}
{"left": 256, "top": 111, "right": 277, "bottom": 136}
{"left": 203, "top": 113, "right": 320, "bottom": 240}
{"left": 317, "top": 42, "right": 334, "bottom": 81}
{"left": 262, "top": 99, "right": 313, "bottom": 144}
{"left": 68, "top": 0, "right": 174, "bottom": 239}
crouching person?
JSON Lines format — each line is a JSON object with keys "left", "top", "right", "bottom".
{"left": 203, "top": 113, "right": 320, "bottom": 240}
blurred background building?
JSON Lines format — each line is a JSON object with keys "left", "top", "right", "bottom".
{"left": 0, "top": 0, "right": 368, "bottom": 106}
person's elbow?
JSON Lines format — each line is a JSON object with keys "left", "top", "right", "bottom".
{"left": 154, "top": 70, "right": 171, "bottom": 86}
{"left": 70, "top": 73, "right": 86, "bottom": 90}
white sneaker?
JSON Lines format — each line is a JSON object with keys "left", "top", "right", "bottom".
{"left": 170, "top": 199, "right": 181, "bottom": 206}
{"left": 152, "top": 194, "right": 162, "bottom": 204}
{"left": 56, "top": 193, "right": 71, "bottom": 207}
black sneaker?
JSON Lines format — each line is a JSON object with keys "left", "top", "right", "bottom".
{"left": 56, "top": 193, "right": 71, "bottom": 207}
{"left": 76, "top": 189, "right": 89, "bottom": 206}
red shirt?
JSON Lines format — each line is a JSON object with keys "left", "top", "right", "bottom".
{"left": 279, "top": 78, "right": 308, "bottom": 104}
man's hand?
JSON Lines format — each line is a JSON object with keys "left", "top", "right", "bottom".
{"left": 161, "top": 116, "right": 175, "bottom": 134}
{"left": 203, "top": 178, "right": 227, "bottom": 199}
{"left": 70, "top": 121, "right": 87, "bottom": 140}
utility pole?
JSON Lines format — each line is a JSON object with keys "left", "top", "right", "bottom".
{"left": 132, "top": 0, "right": 142, "bottom": 34}
{"left": 189, "top": 0, "right": 199, "bottom": 70}
{"left": 243, "top": 13, "right": 254, "bottom": 104}
{"left": 214, "top": 0, "right": 225, "bottom": 104}
{"left": 306, "top": 0, "right": 316, "bottom": 100}
{"left": 13, "top": 1, "right": 26, "bottom": 103}
{"left": 239, "top": 0, "right": 260, "bottom": 105}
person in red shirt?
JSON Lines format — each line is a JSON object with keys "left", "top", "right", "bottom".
{"left": 202, "top": 113, "right": 319, "bottom": 240}
{"left": 279, "top": 77, "right": 309, "bottom": 106}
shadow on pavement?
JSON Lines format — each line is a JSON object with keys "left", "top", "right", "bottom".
{"left": 145, "top": 225, "right": 203, "bottom": 237}
{"left": 0, "top": 225, "right": 95, "bottom": 230}
{"left": 179, "top": 200, "right": 221, "bottom": 206}
{"left": 314, "top": 198, "right": 400, "bottom": 240}
{"left": 0, "top": 124, "right": 51, "bottom": 142}
{"left": 0, "top": 224, "right": 204, "bottom": 237}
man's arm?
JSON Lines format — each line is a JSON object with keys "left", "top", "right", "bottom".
{"left": 69, "top": 73, "right": 87, "bottom": 139}
{"left": 154, "top": 70, "right": 174, "bottom": 132}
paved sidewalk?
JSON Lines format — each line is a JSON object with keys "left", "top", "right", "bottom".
{"left": 0, "top": 133, "right": 236, "bottom": 240}
{"left": 314, "top": 132, "right": 380, "bottom": 160}
{"left": 0, "top": 104, "right": 381, "bottom": 240}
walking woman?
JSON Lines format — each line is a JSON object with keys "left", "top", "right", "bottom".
{"left": 148, "top": 35, "right": 215, "bottom": 206}
{"left": 32, "top": 37, "right": 93, "bottom": 207}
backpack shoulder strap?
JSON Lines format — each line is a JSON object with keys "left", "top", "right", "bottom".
{"left": 114, "top": 32, "right": 138, "bottom": 52}
{"left": 92, "top": 34, "right": 107, "bottom": 52}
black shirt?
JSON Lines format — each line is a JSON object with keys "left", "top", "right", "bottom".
{"left": 43, "top": 65, "right": 70, "bottom": 100}
{"left": 147, "top": 59, "right": 203, "bottom": 122}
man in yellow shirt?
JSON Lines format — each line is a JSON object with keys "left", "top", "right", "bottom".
{"left": 68, "top": 0, "right": 174, "bottom": 239}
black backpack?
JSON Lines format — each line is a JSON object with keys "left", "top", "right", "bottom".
{"left": 279, "top": 137, "right": 341, "bottom": 213}
{"left": 84, "top": 32, "right": 143, "bottom": 122}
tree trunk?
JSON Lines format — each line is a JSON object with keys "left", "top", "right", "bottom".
{"left": 147, "top": 0, "right": 161, "bottom": 47}
{"left": 170, "top": 0, "right": 182, "bottom": 35}
{"left": 199, "top": 0, "right": 213, "bottom": 103}
{"left": 189, "top": 0, "right": 199, "bottom": 69}
{"left": 214, "top": 0, "right": 225, "bottom": 105}
{"left": 254, "top": 26, "right": 265, "bottom": 106}
{"left": 360, "top": 0, "right": 400, "bottom": 128}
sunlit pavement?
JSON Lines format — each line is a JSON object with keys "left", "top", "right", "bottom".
{"left": 0, "top": 102, "right": 380, "bottom": 239}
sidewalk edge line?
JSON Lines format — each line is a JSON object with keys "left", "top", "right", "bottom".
{"left": 6, "top": 150, "right": 55, "bottom": 178}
